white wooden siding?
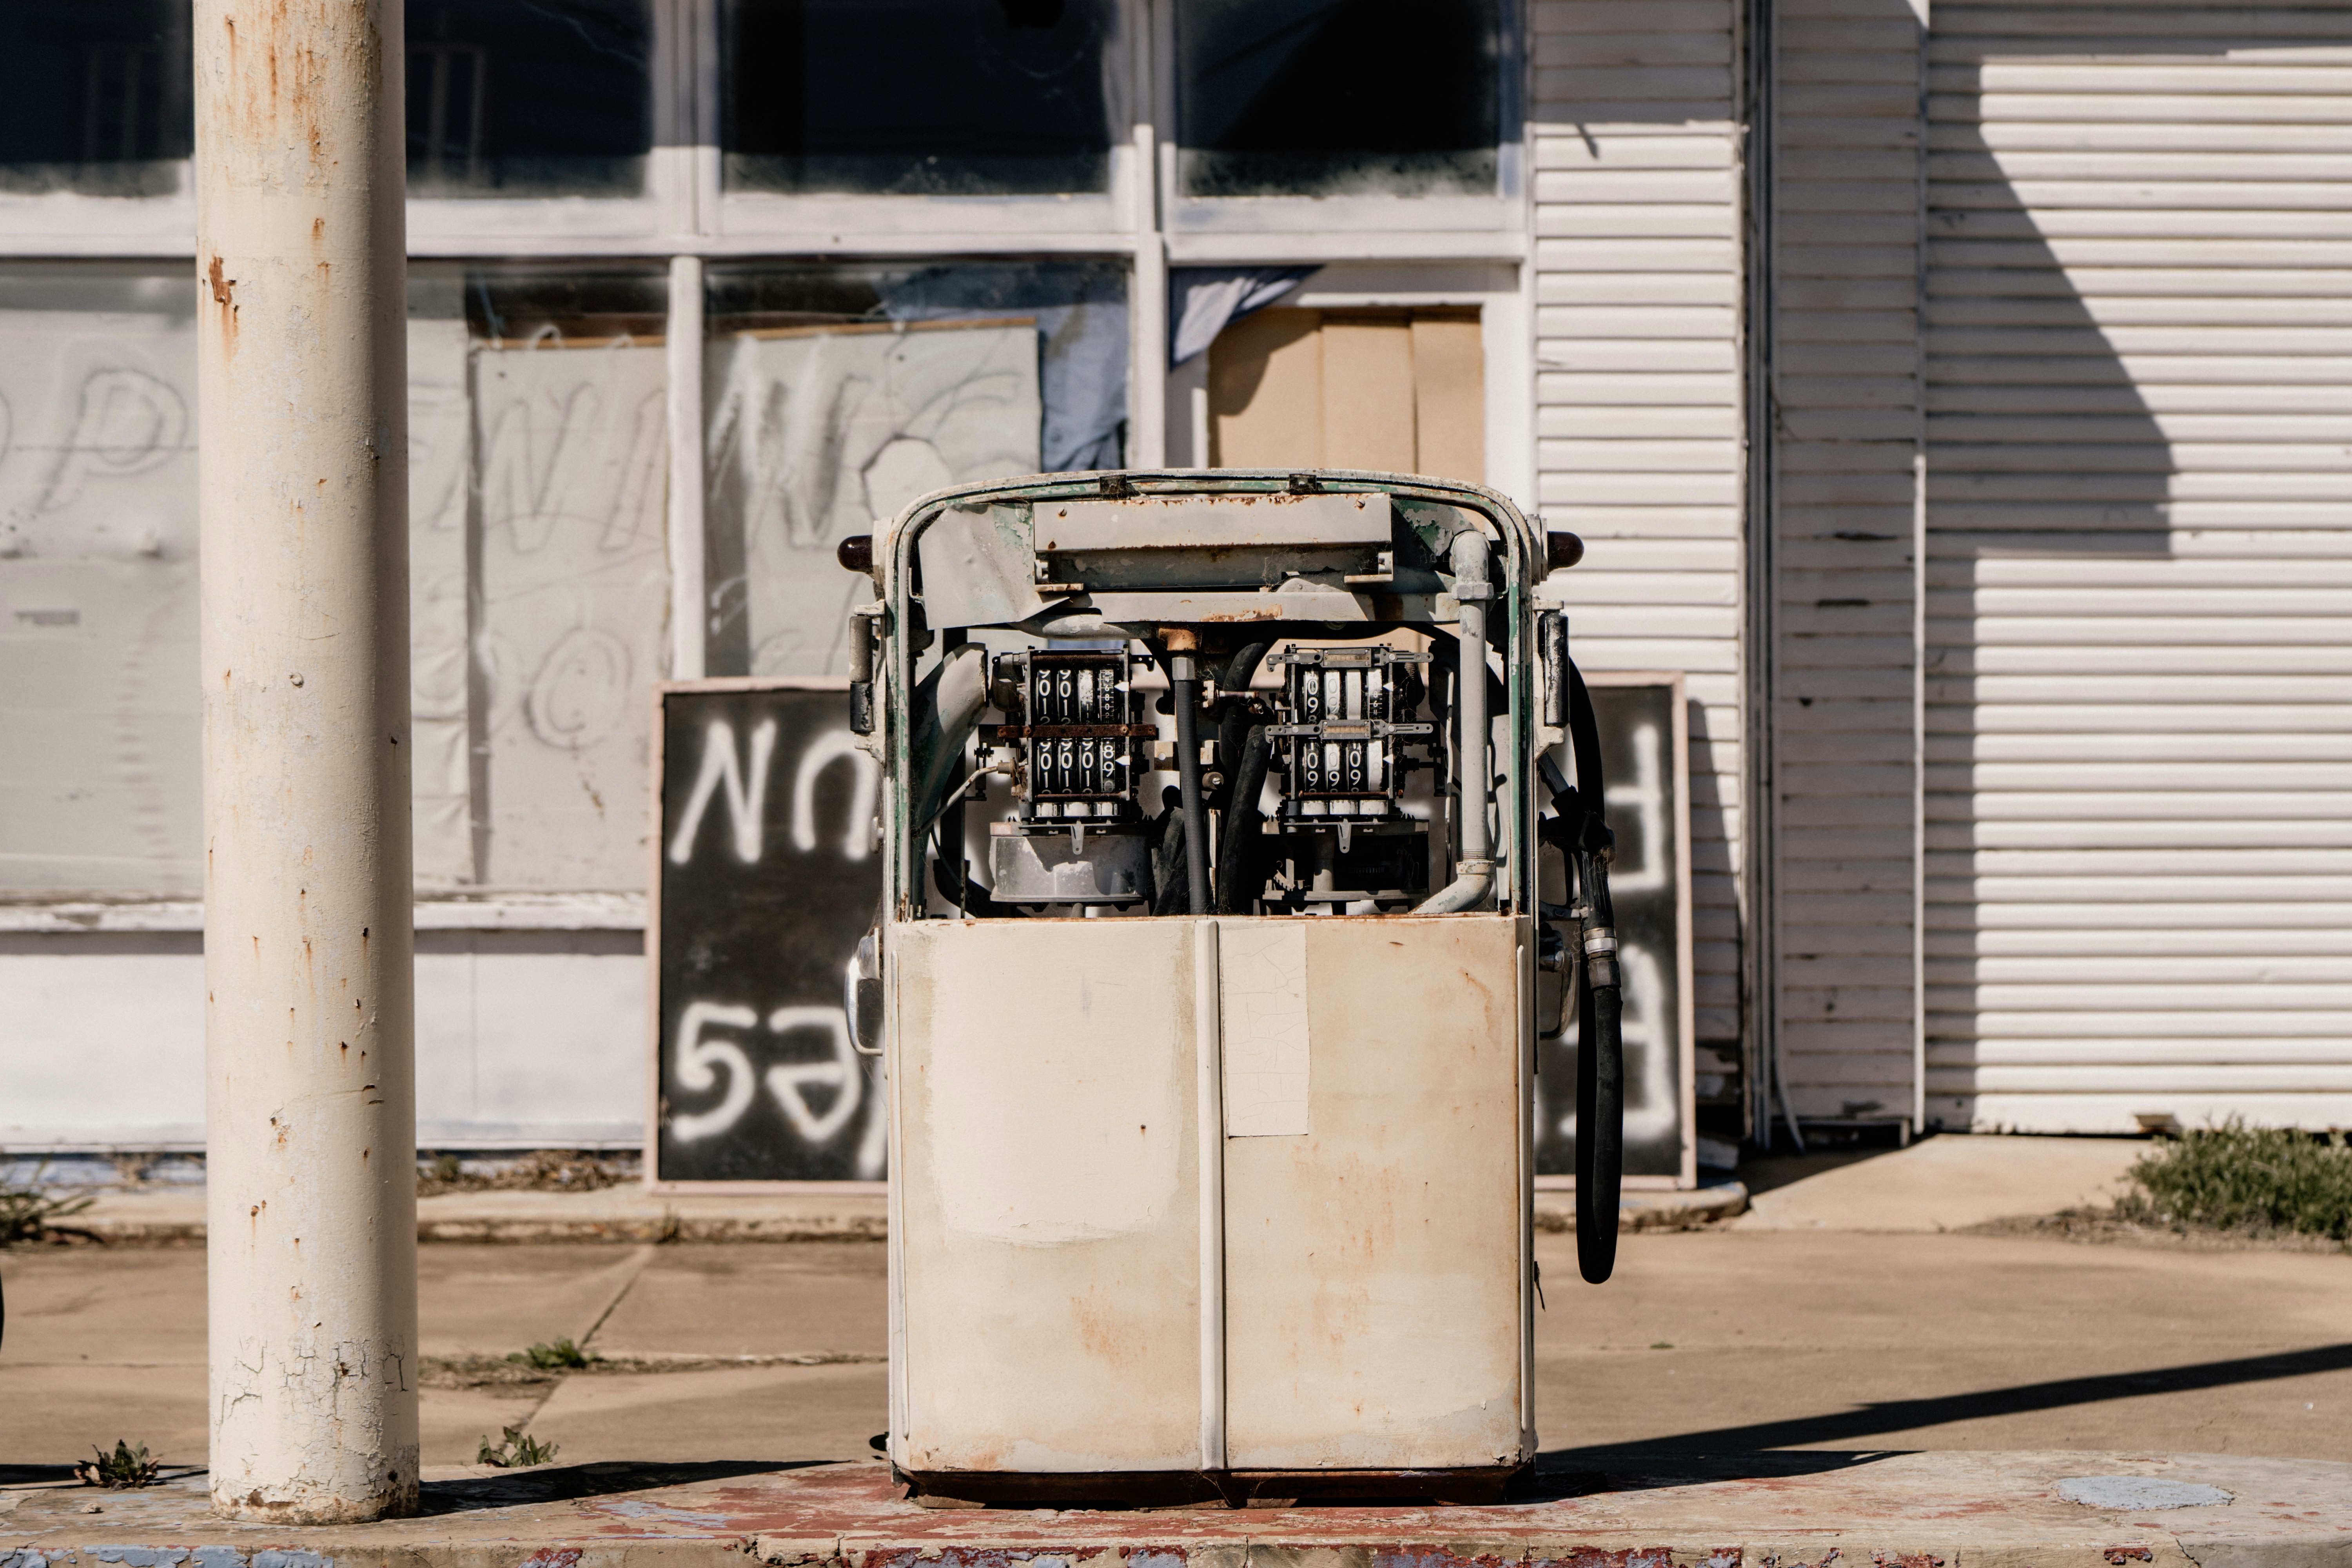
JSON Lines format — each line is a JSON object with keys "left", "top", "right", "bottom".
{"left": 1924, "top": 0, "right": 2352, "bottom": 1131}
{"left": 1769, "top": 0, "right": 1928, "bottom": 1123}
{"left": 1532, "top": 0, "right": 1748, "bottom": 1062}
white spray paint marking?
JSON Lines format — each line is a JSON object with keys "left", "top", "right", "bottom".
{"left": 1606, "top": 721, "right": 1668, "bottom": 895}
{"left": 668, "top": 1002, "right": 759, "bottom": 1142}
{"left": 791, "top": 728, "right": 881, "bottom": 860}
{"left": 668, "top": 717, "right": 780, "bottom": 864}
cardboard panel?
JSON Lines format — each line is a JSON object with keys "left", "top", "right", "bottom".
{"left": 1209, "top": 307, "right": 1323, "bottom": 468}
{"left": 1410, "top": 312, "right": 1485, "bottom": 484}
{"left": 1320, "top": 314, "right": 1417, "bottom": 472}
{"left": 472, "top": 340, "right": 671, "bottom": 889}
{"left": 704, "top": 321, "right": 1040, "bottom": 677}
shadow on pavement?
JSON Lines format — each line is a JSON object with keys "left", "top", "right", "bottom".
{"left": 1524, "top": 1450, "right": 1902, "bottom": 1500}
{"left": 422, "top": 1459, "right": 826, "bottom": 1515}
{"left": 1539, "top": 1342, "right": 2352, "bottom": 1473}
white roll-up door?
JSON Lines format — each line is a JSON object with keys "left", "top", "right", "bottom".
{"left": 1925, "top": 1, "right": 2352, "bottom": 1131}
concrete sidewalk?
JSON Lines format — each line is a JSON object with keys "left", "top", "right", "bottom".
{"left": 7, "top": 1225, "right": 2351, "bottom": 1468}
{"left": 5, "top": 1449, "right": 2350, "bottom": 1568}
{"left": 1731, "top": 1136, "right": 2146, "bottom": 1233}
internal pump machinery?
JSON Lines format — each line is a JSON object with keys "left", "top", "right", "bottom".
{"left": 839, "top": 470, "right": 1624, "bottom": 1506}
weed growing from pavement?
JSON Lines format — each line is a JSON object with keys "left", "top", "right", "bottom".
{"left": 512, "top": 1338, "right": 598, "bottom": 1370}
{"left": 0, "top": 1160, "right": 96, "bottom": 1246}
{"left": 477, "top": 1425, "right": 559, "bottom": 1467}
{"left": 2124, "top": 1122, "right": 2352, "bottom": 1241}
{"left": 416, "top": 1149, "right": 636, "bottom": 1197}
{"left": 75, "top": 1440, "right": 159, "bottom": 1488}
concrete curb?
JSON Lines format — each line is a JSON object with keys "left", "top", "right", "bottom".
{"left": 51, "top": 1182, "right": 1745, "bottom": 1246}
{"left": 1536, "top": 1179, "right": 1749, "bottom": 1233}
{"left": 3, "top": 1452, "right": 2346, "bottom": 1568}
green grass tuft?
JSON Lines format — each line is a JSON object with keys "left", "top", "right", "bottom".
{"left": 477, "top": 1425, "right": 559, "bottom": 1468}
{"left": 0, "top": 1159, "right": 95, "bottom": 1247}
{"left": 2125, "top": 1122, "right": 2352, "bottom": 1241}
{"left": 76, "top": 1440, "right": 160, "bottom": 1488}
{"left": 508, "top": 1337, "right": 597, "bottom": 1370}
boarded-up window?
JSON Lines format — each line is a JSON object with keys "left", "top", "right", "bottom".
{"left": 1207, "top": 307, "right": 1483, "bottom": 483}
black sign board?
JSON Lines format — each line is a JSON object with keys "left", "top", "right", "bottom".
{"left": 1533, "top": 673, "right": 1697, "bottom": 1187}
{"left": 647, "top": 679, "right": 886, "bottom": 1186}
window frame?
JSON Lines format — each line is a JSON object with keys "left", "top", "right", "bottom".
{"left": 0, "top": 0, "right": 1539, "bottom": 920}
{"left": 1153, "top": 0, "right": 1527, "bottom": 260}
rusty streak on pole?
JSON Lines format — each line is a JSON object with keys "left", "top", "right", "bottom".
{"left": 196, "top": 0, "right": 418, "bottom": 1523}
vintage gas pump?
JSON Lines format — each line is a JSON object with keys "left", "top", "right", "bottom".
{"left": 839, "top": 470, "right": 1622, "bottom": 1506}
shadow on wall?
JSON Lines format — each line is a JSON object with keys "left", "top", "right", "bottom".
{"left": 1916, "top": 6, "right": 2321, "bottom": 1126}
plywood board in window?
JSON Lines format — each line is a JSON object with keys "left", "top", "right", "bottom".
{"left": 1412, "top": 312, "right": 1486, "bottom": 484}
{"left": 1319, "top": 314, "right": 1417, "bottom": 472}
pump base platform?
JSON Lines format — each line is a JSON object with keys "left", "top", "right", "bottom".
{"left": 7, "top": 1450, "right": 2349, "bottom": 1568}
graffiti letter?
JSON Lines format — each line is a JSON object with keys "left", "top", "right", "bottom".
{"left": 669, "top": 1002, "right": 759, "bottom": 1143}
{"left": 791, "top": 728, "right": 880, "bottom": 860}
{"left": 669, "top": 718, "right": 779, "bottom": 864}
{"left": 1606, "top": 722, "right": 1669, "bottom": 895}
{"left": 38, "top": 368, "right": 188, "bottom": 514}
{"left": 763, "top": 1005, "right": 860, "bottom": 1145}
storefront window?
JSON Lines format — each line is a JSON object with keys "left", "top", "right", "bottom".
{"left": 407, "top": 0, "right": 653, "bottom": 198}
{"left": 417, "top": 265, "right": 672, "bottom": 891}
{"left": 0, "top": 1, "right": 192, "bottom": 198}
{"left": 0, "top": 265, "right": 670, "bottom": 899}
{"left": 720, "top": 0, "right": 1117, "bottom": 196}
{"left": 701, "top": 258, "right": 1127, "bottom": 676}
{"left": 0, "top": 266, "right": 199, "bottom": 893}
{"left": 1176, "top": 0, "right": 1501, "bottom": 198}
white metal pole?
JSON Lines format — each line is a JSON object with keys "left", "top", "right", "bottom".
{"left": 196, "top": 0, "right": 419, "bottom": 1523}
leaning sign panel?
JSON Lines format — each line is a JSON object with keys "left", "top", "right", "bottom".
{"left": 646, "top": 679, "right": 884, "bottom": 1186}
{"left": 1533, "top": 672, "right": 1697, "bottom": 1189}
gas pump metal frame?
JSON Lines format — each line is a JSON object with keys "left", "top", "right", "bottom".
{"left": 848, "top": 469, "right": 1622, "bottom": 1508}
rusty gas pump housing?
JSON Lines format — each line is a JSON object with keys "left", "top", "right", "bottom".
{"left": 846, "top": 470, "right": 1611, "bottom": 1508}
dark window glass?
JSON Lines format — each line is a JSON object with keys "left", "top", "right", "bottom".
{"left": 408, "top": 0, "right": 652, "bottom": 198}
{"left": 722, "top": 0, "right": 1114, "bottom": 196}
{"left": 0, "top": 1, "right": 192, "bottom": 197}
{"left": 1177, "top": 0, "right": 1501, "bottom": 198}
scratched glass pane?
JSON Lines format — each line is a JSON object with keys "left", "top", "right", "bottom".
{"left": 720, "top": 0, "right": 1116, "bottom": 196}
{"left": 407, "top": 0, "right": 653, "bottom": 199}
{"left": 464, "top": 267, "right": 671, "bottom": 889}
{"left": 701, "top": 260, "right": 1127, "bottom": 678}
{"left": 0, "top": 265, "right": 200, "bottom": 893}
{"left": 0, "top": 0, "right": 193, "bottom": 198}
{"left": 1176, "top": 0, "right": 1500, "bottom": 198}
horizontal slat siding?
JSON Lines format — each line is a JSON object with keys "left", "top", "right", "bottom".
{"left": 1532, "top": 0, "right": 1746, "bottom": 1051}
{"left": 1771, "top": 0, "right": 1924, "bottom": 1123}
{"left": 1924, "top": 0, "right": 2352, "bottom": 1132}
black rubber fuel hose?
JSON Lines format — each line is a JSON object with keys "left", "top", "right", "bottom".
{"left": 1567, "top": 656, "right": 1625, "bottom": 1285}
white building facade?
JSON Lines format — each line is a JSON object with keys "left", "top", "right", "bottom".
{"left": 3, "top": 0, "right": 2348, "bottom": 1154}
